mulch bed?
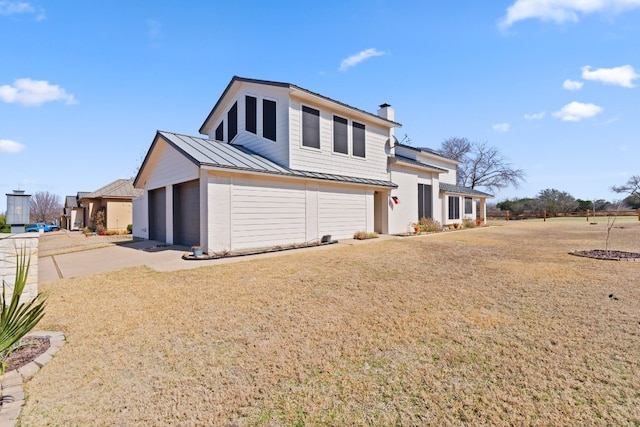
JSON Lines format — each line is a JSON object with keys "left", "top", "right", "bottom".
{"left": 2, "top": 337, "right": 50, "bottom": 372}
{"left": 569, "top": 249, "right": 640, "bottom": 261}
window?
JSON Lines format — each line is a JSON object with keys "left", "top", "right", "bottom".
{"left": 228, "top": 102, "right": 238, "bottom": 141}
{"left": 302, "top": 105, "right": 320, "bottom": 148}
{"left": 215, "top": 121, "right": 224, "bottom": 141}
{"left": 245, "top": 96, "right": 257, "bottom": 134}
{"left": 448, "top": 196, "right": 460, "bottom": 220}
{"left": 352, "top": 121, "right": 365, "bottom": 158}
{"left": 263, "top": 99, "right": 277, "bottom": 141}
{"left": 333, "top": 115, "right": 348, "bottom": 154}
{"left": 464, "top": 197, "right": 473, "bottom": 214}
{"left": 418, "top": 184, "right": 432, "bottom": 219}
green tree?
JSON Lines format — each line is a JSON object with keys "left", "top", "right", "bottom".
{"left": 536, "top": 189, "right": 578, "bottom": 215}
{"left": 622, "top": 195, "right": 640, "bottom": 209}
{"left": 0, "top": 214, "right": 10, "bottom": 233}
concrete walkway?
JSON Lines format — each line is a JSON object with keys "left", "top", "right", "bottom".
{"left": 39, "top": 236, "right": 399, "bottom": 283}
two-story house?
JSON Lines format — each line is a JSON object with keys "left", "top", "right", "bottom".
{"left": 133, "top": 76, "right": 491, "bottom": 252}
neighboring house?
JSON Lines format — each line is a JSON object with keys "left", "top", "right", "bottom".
{"left": 61, "top": 192, "right": 90, "bottom": 230}
{"left": 133, "top": 76, "right": 491, "bottom": 252}
{"left": 81, "top": 179, "right": 142, "bottom": 231}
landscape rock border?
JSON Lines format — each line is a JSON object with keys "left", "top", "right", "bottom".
{"left": 569, "top": 249, "right": 640, "bottom": 261}
{"left": 0, "top": 331, "right": 65, "bottom": 427}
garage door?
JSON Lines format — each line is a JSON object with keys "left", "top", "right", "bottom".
{"left": 173, "top": 180, "right": 200, "bottom": 247}
{"left": 318, "top": 187, "right": 367, "bottom": 239}
{"left": 230, "top": 178, "right": 306, "bottom": 250}
{"left": 148, "top": 187, "right": 166, "bottom": 242}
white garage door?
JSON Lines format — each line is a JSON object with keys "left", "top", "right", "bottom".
{"left": 230, "top": 178, "right": 307, "bottom": 250}
{"left": 318, "top": 187, "right": 367, "bottom": 239}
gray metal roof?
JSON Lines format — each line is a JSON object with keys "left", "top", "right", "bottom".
{"left": 85, "top": 178, "right": 144, "bottom": 199}
{"left": 390, "top": 155, "right": 448, "bottom": 172}
{"left": 65, "top": 195, "right": 78, "bottom": 208}
{"left": 439, "top": 183, "right": 493, "bottom": 198}
{"left": 157, "top": 131, "right": 397, "bottom": 189}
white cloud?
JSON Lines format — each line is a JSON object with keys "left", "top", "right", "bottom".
{"left": 553, "top": 101, "right": 603, "bottom": 121}
{"left": 563, "top": 79, "right": 583, "bottom": 90}
{"left": 581, "top": 65, "right": 639, "bottom": 88}
{"left": 499, "top": 0, "right": 640, "bottom": 28}
{"left": 0, "top": 78, "right": 76, "bottom": 106}
{"left": 524, "top": 111, "right": 546, "bottom": 120}
{"left": 0, "top": 139, "right": 25, "bottom": 153}
{"left": 492, "top": 123, "right": 510, "bottom": 132}
{"left": 0, "top": 1, "right": 45, "bottom": 20}
{"left": 339, "top": 48, "right": 386, "bottom": 72}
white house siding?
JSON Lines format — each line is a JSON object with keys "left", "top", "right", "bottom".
{"left": 318, "top": 185, "right": 370, "bottom": 239}
{"left": 206, "top": 82, "right": 291, "bottom": 168}
{"left": 140, "top": 140, "right": 200, "bottom": 191}
{"left": 388, "top": 167, "right": 419, "bottom": 234}
{"left": 287, "top": 99, "right": 390, "bottom": 181}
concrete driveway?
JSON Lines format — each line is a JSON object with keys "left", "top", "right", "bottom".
{"left": 38, "top": 237, "right": 386, "bottom": 283}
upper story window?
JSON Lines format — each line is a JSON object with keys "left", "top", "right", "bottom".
{"left": 333, "top": 115, "right": 348, "bottom": 154}
{"left": 302, "top": 105, "right": 320, "bottom": 149}
{"left": 245, "top": 96, "right": 257, "bottom": 134}
{"left": 215, "top": 121, "right": 224, "bottom": 141}
{"left": 263, "top": 99, "right": 277, "bottom": 142}
{"left": 352, "top": 121, "right": 366, "bottom": 158}
{"left": 228, "top": 102, "right": 238, "bottom": 141}
{"left": 464, "top": 197, "right": 473, "bottom": 214}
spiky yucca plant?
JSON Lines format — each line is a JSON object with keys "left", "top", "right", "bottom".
{"left": 0, "top": 249, "right": 47, "bottom": 368}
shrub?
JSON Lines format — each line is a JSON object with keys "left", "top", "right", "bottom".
{"left": 418, "top": 217, "right": 441, "bottom": 233}
{"left": 353, "top": 231, "right": 378, "bottom": 240}
{"left": 462, "top": 218, "right": 475, "bottom": 228}
{"left": 0, "top": 250, "right": 46, "bottom": 373}
{"left": 127, "top": 224, "right": 133, "bottom": 234}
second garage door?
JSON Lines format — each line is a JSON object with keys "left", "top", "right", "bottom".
{"left": 173, "top": 180, "right": 200, "bottom": 247}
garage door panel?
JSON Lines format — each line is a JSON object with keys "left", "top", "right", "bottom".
{"left": 173, "top": 180, "right": 200, "bottom": 247}
{"left": 149, "top": 187, "right": 166, "bottom": 242}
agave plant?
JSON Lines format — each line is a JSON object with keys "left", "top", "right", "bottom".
{"left": 0, "top": 249, "right": 47, "bottom": 366}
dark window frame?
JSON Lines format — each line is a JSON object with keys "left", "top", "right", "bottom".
{"left": 263, "top": 99, "right": 277, "bottom": 142}
{"left": 352, "top": 121, "right": 366, "bottom": 158}
{"left": 332, "top": 115, "right": 348, "bottom": 154}
{"left": 227, "top": 102, "right": 238, "bottom": 141}
{"left": 245, "top": 96, "right": 257, "bottom": 134}
{"left": 215, "top": 121, "right": 224, "bottom": 141}
{"left": 464, "top": 197, "right": 473, "bottom": 214}
{"left": 302, "top": 105, "right": 320, "bottom": 149}
{"left": 448, "top": 196, "right": 460, "bottom": 220}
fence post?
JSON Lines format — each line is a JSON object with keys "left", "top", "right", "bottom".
{"left": 586, "top": 209, "right": 590, "bottom": 222}
{"left": 638, "top": 208, "right": 640, "bottom": 221}
{"left": 543, "top": 210, "right": 547, "bottom": 222}
{"left": 506, "top": 210, "right": 510, "bottom": 221}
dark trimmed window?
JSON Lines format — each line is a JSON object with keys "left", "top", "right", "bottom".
{"left": 302, "top": 106, "right": 320, "bottom": 148}
{"left": 215, "top": 121, "right": 224, "bottom": 141}
{"left": 352, "top": 121, "right": 365, "bottom": 158}
{"left": 418, "top": 184, "right": 432, "bottom": 219}
{"left": 263, "top": 99, "right": 276, "bottom": 141}
{"left": 464, "top": 197, "right": 473, "bottom": 214}
{"left": 448, "top": 196, "right": 460, "bottom": 220}
{"left": 228, "top": 102, "right": 238, "bottom": 141}
{"left": 333, "top": 115, "right": 348, "bottom": 154}
{"left": 245, "top": 96, "right": 257, "bottom": 134}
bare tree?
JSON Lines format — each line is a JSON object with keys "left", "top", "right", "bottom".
{"left": 29, "top": 191, "right": 62, "bottom": 223}
{"left": 612, "top": 175, "right": 640, "bottom": 199}
{"left": 439, "top": 138, "right": 525, "bottom": 192}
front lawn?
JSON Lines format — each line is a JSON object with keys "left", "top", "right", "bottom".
{"left": 21, "top": 221, "right": 640, "bottom": 426}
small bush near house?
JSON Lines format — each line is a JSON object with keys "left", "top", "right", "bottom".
{"left": 418, "top": 217, "right": 441, "bottom": 233}
{"left": 353, "top": 231, "right": 378, "bottom": 240}
{"left": 462, "top": 218, "right": 475, "bottom": 228}
{"left": 127, "top": 224, "right": 133, "bottom": 234}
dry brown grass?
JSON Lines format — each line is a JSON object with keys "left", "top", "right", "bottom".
{"left": 38, "top": 231, "right": 133, "bottom": 257}
{"left": 21, "top": 221, "right": 640, "bottom": 426}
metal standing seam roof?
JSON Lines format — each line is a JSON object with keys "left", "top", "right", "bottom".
{"left": 84, "top": 178, "right": 144, "bottom": 199}
{"left": 439, "top": 183, "right": 493, "bottom": 198}
{"left": 157, "top": 131, "right": 397, "bottom": 189}
{"left": 390, "top": 155, "right": 449, "bottom": 172}
{"left": 65, "top": 195, "right": 78, "bottom": 208}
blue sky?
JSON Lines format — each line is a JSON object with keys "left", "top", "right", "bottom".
{"left": 1, "top": 0, "right": 639, "bottom": 213}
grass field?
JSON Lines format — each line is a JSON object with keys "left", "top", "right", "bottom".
{"left": 20, "top": 221, "right": 640, "bottom": 426}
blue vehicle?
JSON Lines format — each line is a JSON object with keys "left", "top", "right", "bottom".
{"left": 25, "top": 222, "right": 60, "bottom": 233}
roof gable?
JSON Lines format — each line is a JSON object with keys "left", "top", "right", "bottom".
{"left": 84, "top": 178, "right": 143, "bottom": 200}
